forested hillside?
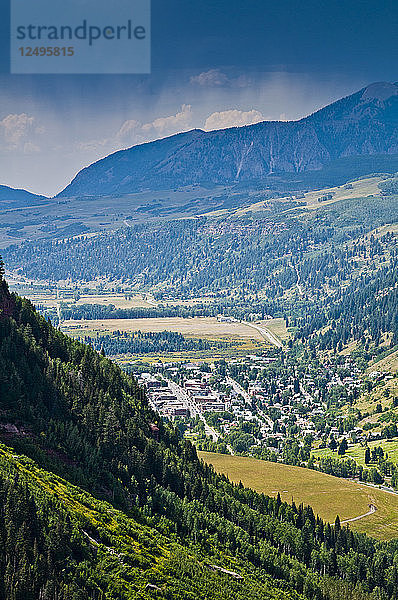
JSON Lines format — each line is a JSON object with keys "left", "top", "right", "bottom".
{"left": 4, "top": 189, "right": 398, "bottom": 361}
{"left": 3, "top": 259, "right": 398, "bottom": 599}
{"left": 296, "top": 256, "right": 398, "bottom": 351}
{"left": 5, "top": 193, "right": 398, "bottom": 296}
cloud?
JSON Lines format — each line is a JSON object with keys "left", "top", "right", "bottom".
{"left": 190, "top": 69, "right": 249, "bottom": 88}
{"left": 190, "top": 69, "right": 229, "bottom": 87}
{"left": 0, "top": 113, "right": 43, "bottom": 153}
{"left": 74, "top": 105, "right": 194, "bottom": 156}
{"left": 116, "top": 119, "right": 141, "bottom": 142}
{"left": 116, "top": 104, "right": 193, "bottom": 146}
{"left": 204, "top": 109, "right": 264, "bottom": 131}
{"left": 23, "top": 142, "right": 40, "bottom": 154}
{"left": 75, "top": 138, "right": 109, "bottom": 153}
{"left": 77, "top": 105, "right": 265, "bottom": 155}
{"left": 141, "top": 104, "right": 192, "bottom": 136}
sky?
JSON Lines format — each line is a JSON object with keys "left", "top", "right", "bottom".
{"left": 0, "top": 0, "right": 397, "bottom": 196}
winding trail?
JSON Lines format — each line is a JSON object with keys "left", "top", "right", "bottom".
{"left": 341, "top": 504, "right": 377, "bottom": 524}
{"left": 145, "top": 295, "right": 158, "bottom": 307}
{"left": 291, "top": 263, "right": 304, "bottom": 296}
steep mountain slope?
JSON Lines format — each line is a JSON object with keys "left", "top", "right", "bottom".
{"left": 1, "top": 260, "right": 398, "bottom": 600}
{"left": 0, "top": 444, "right": 301, "bottom": 600}
{"left": 58, "top": 82, "right": 398, "bottom": 198}
{"left": 0, "top": 185, "right": 47, "bottom": 207}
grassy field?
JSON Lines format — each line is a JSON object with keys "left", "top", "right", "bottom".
{"left": 364, "top": 223, "right": 398, "bottom": 240}
{"left": 368, "top": 348, "right": 398, "bottom": 374}
{"left": 7, "top": 278, "right": 218, "bottom": 312}
{"left": 75, "top": 294, "right": 153, "bottom": 308}
{"left": 233, "top": 176, "right": 384, "bottom": 217}
{"left": 258, "top": 318, "right": 289, "bottom": 341}
{"left": 13, "top": 292, "right": 154, "bottom": 310}
{"left": 62, "top": 316, "right": 269, "bottom": 364}
{"left": 113, "top": 342, "right": 265, "bottom": 365}
{"left": 62, "top": 317, "right": 266, "bottom": 340}
{"left": 312, "top": 438, "right": 398, "bottom": 466}
{"left": 199, "top": 451, "right": 398, "bottom": 540}
{"left": 301, "top": 176, "right": 383, "bottom": 209}
{"left": 350, "top": 375, "right": 398, "bottom": 430}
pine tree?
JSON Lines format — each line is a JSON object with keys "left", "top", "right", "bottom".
{"left": 329, "top": 435, "right": 337, "bottom": 451}
{"left": 338, "top": 439, "right": 348, "bottom": 455}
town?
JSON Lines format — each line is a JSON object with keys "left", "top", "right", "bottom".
{"left": 135, "top": 350, "right": 381, "bottom": 461}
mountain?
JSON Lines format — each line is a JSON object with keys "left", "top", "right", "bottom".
{"left": 1, "top": 260, "right": 398, "bottom": 600}
{"left": 58, "top": 82, "right": 398, "bottom": 198}
{"left": 0, "top": 185, "right": 48, "bottom": 207}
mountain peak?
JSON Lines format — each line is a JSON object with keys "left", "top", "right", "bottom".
{"left": 362, "top": 81, "right": 398, "bottom": 102}
{"left": 58, "top": 83, "right": 398, "bottom": 198}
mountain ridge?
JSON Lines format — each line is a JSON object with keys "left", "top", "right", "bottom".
{"left": 0, "top": 184, "right": 48, "bottom": 207}
{"left": 57, "top": 82, "right": 398, "bottom": 198}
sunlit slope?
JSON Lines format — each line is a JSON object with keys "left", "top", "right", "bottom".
{"left": 0, "top": 444, "right": 298, "bottom": 600}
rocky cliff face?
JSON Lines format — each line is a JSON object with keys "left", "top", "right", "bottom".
{"left": 58, "top": 82, "right": 398, "bottom": 198}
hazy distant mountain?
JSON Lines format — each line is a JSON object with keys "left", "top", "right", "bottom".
{"left": 0, "top": 185, "right": 47, "bottom": 207}
{"left": 58, "top": 82, "right": 398, "bottom": 198}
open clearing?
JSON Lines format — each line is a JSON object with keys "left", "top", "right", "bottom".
{"left": 113, "top": 338, "right": 264, "bottom": 365}
{"left": 74, "top": 294, "right": 152, "bottom": 309}
{"left": 299, "top": 176, "right": 383, "bottom": 209}
{"left": 313, "top": 437, "right": 398, "bottom": 467}
{"left": 234, "top": 176, "right": 384, "bottom": 217}
{"left": 15, "top": 292, "right": 153, "bottom": 310}
{"left": 352, "top": 376, "right": 398, "bottom": 426}
{"left": 7, "top": 278, "right": 220, "bottom": 312}
{"left": 62, "top": 317, "right": 266, "bottom": 340}
{"left": 199, "top": 451, "right": 398, "bottom": 540}
{"left": 368, "top": 348, "right": 398, "bottom": 374}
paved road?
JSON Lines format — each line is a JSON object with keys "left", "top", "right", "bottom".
{"left": 226, "top": 376, "right": 273, "bottom": 430}
{"left": 242, "top": 321, "right": 283, "bottom": 348}
{"left": 145, "top": 295, "right": 158, "bottom": 306}
{"left": 166, "top": 379, "right": 220, "bottom": 442}
{"left": 346, "top": 478, "right": 398, "bottom": 496}
{"left": 226, "top": 376, "right": 251, "bottom": 403}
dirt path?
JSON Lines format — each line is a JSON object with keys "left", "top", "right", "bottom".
{"left": 341, "top": 504, "right": 377, "bottom": 524}
{"left": 294, "top": 265, "right": 304, "bottom": 296}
